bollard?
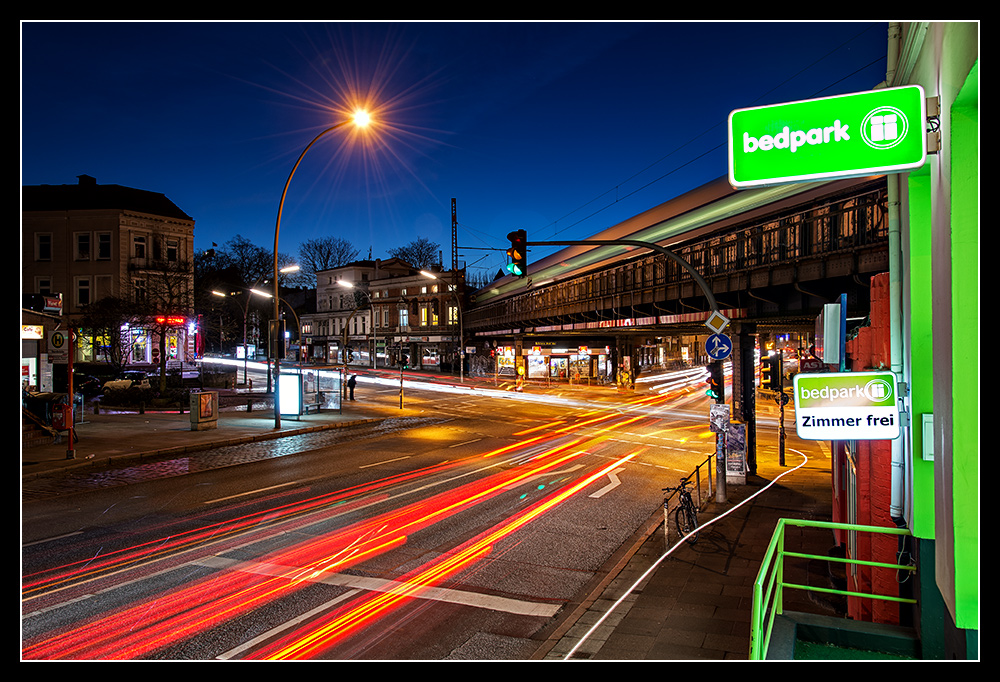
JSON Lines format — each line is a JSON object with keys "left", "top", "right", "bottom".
{"left": 663, "top": 497, "right": 672, "bottom": 545}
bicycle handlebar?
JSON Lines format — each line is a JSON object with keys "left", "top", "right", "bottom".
{"left": 662, "top": 477, "right": 693, "bottom": 492}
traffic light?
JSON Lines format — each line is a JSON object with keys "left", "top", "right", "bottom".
{"left": 705, "top": 361, "right": 724, "bottom": 403}
{"left": 760, "top": 353, "right": 782, "bottom": 390}
{"left": 506, "top": 229, "right": 527, "bottom": 277}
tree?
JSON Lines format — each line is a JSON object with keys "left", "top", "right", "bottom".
{"left": 77, "top": 296, "right": 137, "bottom": 376}
{"left": 298, "top": 236, "right": 360, "bottom": 286}
{"left": 223, "top": 235, "right": 272, "bottom": 286}
{"left": 133, "top": 255, "right": 195, "bottom": 392}
{"left": 389, "top": 237, "right": 440, "bottom": 270}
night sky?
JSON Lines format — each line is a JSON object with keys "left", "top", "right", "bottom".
{"left": 21, "top": 20, "right": 889, "bottom": 282}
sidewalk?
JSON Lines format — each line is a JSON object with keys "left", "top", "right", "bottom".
{"left": 534, "top": 433, "right": 838, "bottom": 660}
{"left": 21, "top": 395, "right": 394, "bottom": 480}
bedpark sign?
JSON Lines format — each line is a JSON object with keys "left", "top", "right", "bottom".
{"left": 793, "top": 371, "right": 900, "bottom": 441}
{"left": 728, "top": 85, "right": 927, "bottom": 188}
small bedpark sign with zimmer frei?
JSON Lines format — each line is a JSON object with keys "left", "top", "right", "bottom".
{"left": 793, "top": 371, "right": 900, "bottom": 440}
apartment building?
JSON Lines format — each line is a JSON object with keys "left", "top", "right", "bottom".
{"left": 22, "top": 175, "right": 196, "bottom": 366}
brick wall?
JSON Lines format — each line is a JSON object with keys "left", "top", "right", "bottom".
{"left": 844, "top": 271, "right": 901, "bottom": 624}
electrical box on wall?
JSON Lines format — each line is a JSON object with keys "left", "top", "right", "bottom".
{"left": 922, "top": 413, "right": 935, "bottom": 461}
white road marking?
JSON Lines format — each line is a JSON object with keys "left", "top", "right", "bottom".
{"left": 359, "top": 455, "right": 411, "bottom": 469}
{"left": 193, "top": 555, "right": 561, "bottom": 618}
{"left": 589, "top": 467, "right": 626, "bottom": 498}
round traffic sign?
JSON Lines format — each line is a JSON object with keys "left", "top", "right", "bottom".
{"left": 705, "top": 333, "right": 732, "bottom": 360}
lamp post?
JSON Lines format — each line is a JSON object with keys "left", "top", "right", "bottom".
{"left": 272, "top": 111, "right": 371, "bottom": 428}
{"left": 420, "top": 270, "right": 464, "bottom": 384}
{"left": 337, "top": 280, "right": 377, "bottom": 369}
{"left": 213, "top": 285, "right": 272, "bottom": 387}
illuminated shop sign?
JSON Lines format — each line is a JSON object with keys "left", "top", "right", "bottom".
{"left": 793, "top": 371, "right": 900, "bottom": 440}
{"left": 156, "top": 315, "right": 187, "bottom": 326}
{"left": 728, "top": 85, "right": 926, "bottom": 188}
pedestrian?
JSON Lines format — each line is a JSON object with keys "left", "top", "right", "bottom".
{"left": 348, "top": 375, "right": 357, "bottom": 401}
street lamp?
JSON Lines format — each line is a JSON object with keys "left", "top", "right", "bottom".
{"left": 337, "top": 280, "right": 377, "bottom": 369}
{"left": 272, "top": 111, "right": 371, "bottom": 428}
{"left": 212, "top": 286, "right": 272, "bottom": 386}
{"left": 420, "top": 270, "right": 464, "bottom": 384}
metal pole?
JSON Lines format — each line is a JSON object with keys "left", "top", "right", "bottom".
{"left": 272, "top": 121, "right": 352, "bottom": 429}
{"left": 779, "top": 349, "right": 786, "bottom": 466}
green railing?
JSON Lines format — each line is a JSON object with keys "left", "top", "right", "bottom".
{"left": 750, "top": 519, "right": 916, "bottom": 660}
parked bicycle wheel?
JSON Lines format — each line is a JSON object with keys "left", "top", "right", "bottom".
{"left": 675, "top": 505, "right": 699, "bottom": 543}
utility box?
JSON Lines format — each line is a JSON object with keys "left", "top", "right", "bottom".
{"left": 190, "top": 391, "right": 219, "bottom": 431}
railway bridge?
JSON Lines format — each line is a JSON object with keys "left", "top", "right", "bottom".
{"left": 463, "top": 173, "right": 889, "bottom": 468}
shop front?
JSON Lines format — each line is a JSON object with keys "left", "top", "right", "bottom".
{"left": 490, "top": 338, "right": 614, "bottom": 384}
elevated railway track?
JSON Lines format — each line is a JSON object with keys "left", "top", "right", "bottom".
{"left": 466, "top": 174, "right": 888, "bottom": 338}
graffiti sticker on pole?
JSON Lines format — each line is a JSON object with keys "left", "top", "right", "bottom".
{"left": 793, "top": 371, "right": 900, "bottom": 440}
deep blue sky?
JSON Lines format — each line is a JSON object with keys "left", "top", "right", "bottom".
{"left": 21, "top": 20, "right": 888, "bottom": 282}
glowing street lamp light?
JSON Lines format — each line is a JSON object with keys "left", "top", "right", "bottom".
{"left": 272, "top": 111, "right": 372, "bottom": 428}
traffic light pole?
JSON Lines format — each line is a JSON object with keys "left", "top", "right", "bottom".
{"left": 777, "top": 349, "right": 786, "bottom": 466}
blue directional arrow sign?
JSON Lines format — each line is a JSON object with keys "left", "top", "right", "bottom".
{"left": 706, "top": 333, "right": 732, "bottom": 360}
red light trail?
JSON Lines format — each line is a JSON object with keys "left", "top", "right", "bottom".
{"left": 23, "top": 392, "right": 685, "bottom": 660}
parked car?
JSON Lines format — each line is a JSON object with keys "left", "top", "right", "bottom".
{"left": 102, "top": 371, "right": 150, "bottom": 391}
{"left": 71, "top": 372, "right": 103, "bottom": 397}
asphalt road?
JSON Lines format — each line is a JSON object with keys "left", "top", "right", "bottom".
{"left": 22, "top": 372, "right": 720, "bottom": 660}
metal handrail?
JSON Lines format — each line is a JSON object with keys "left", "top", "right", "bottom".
{"left": 750, "top": 519, "right": 915, "bottom": 660}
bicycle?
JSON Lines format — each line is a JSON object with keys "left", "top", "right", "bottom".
{"left": 663, "top": 476, "right": 699, "bottom": 543}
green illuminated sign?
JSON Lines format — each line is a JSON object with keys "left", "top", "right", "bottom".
{"left": 793, "top": 371, "right": 900, "bottom": 440}
{"left": 728, "top": 85, "right": 926, "bottom": 188}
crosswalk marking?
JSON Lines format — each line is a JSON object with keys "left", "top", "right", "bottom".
{"left": 193, "top": 555, "right": 561, "bottom": 617}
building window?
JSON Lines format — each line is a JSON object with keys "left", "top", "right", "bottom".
{"left": 36, "top": 233, "right": 52, "bottom": 261}
{"left": 75, "top": 233, "right": 91, "bottom": 261}
{"left": 97, "top": 232, "right": 112, "bottom": 260}
{"left": 165, "top": 238, "right": 179, "bottom": 262}
{"left": 133, "top": 235, "right": 147, "bottom": 259}
{"left": 399, "top": 309, "right": 409, "bottom": 327}
{"left": 75, "top": 277, "right": 91, "bottom": 307}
